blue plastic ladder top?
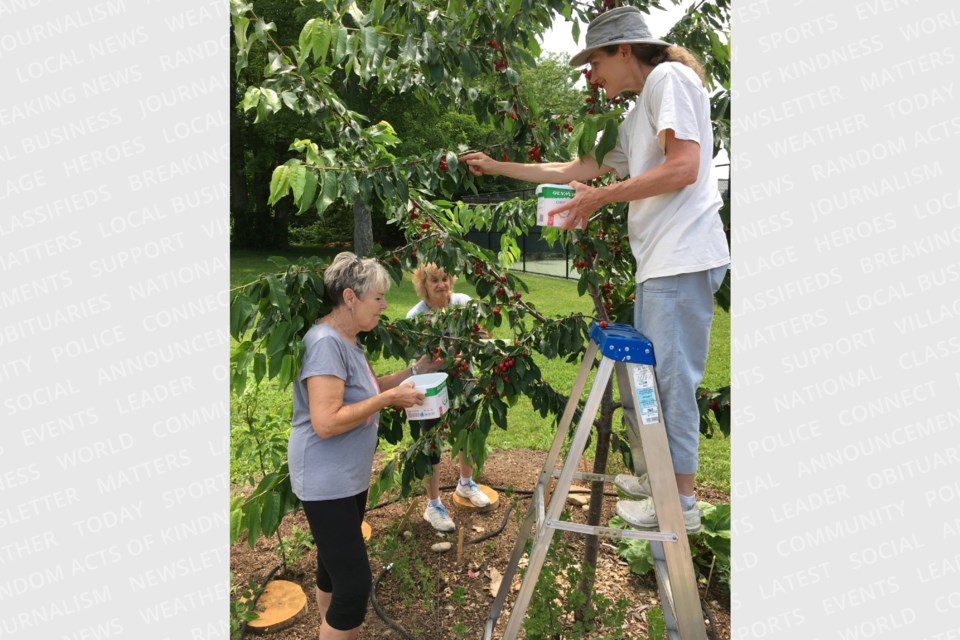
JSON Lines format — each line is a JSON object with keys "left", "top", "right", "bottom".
{"left": 588, "top": 322, "right": 656, "bottom": 365}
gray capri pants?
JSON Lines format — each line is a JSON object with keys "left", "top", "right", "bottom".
{"left": 633, "top": 265, "right": 728, "bottom": 475}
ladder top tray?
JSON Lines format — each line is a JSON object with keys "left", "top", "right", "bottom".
{"left": 589, "top": 322, "right": 656, "bottom": 365}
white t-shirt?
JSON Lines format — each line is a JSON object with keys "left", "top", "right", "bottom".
{"left": 601, "top": 62, "right": 730, "bottom": 284}
{"left": 406, "top": 292, "right": 473, "bottom": 319}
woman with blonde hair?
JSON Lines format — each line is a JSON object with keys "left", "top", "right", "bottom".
{"left": 461, "top": 6, "right": 729, "bottom": 534}
{"left": 406, "top": 263, "right": 491, "bottom": 532}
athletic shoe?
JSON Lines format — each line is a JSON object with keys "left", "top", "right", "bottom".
{"left": 455, "top": 480, "right": 491, "bottom": 507}
{"left": 423, "top": 504, "right": 456, "bottom": 532}
{"left": 614, "top": 473, "right": 651, "bottom": 498}
{"left": 616, "top": 498, "right": 702, "bottom": 534}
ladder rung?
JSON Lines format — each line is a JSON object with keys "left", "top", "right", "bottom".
{"left": 549, "top": 470, "right": 618, "bottom": 484}
{"left": 544, "top": 519, "right": 678, "bottom": 543}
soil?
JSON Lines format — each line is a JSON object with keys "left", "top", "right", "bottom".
{"left": 231, "top": 448, "right": 730, "bottom": 640}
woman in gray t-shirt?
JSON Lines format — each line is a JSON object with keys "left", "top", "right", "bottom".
{"left": 289, "top": 252, "right": 438, "bottom": 638}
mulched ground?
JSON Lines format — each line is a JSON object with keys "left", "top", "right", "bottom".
{"left": 231, "top": 448, "right": 730, "bottom": 639}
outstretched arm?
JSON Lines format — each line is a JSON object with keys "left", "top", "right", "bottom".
{"left": 459, "top": 152, "right": 612, "bottom": 185}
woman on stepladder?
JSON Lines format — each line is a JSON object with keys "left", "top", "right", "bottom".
{"left": 460, "top": 6, "right": 729, "bottom": 533}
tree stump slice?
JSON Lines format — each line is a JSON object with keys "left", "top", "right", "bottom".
{"left": 361, "top": 520, "right": 372, "bottom": 541}
{"left": 451, "top": 484, "right": 499, "bottom": 513}
{"left": 246, "top": 580, "right": 307, "bottom": 634}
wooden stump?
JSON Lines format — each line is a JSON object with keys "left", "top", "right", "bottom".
{"left": 451, "top": 484, "right": 499, "bottom": 513}
{"left": 245, "top": 580, "right": 307, "bottom": 634}
{"left": 361, "top": 520, "right": 371, "bottom": 541}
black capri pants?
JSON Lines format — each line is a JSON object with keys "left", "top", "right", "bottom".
{"left": 301, "top": 490, "right": 370, "bottom": 630}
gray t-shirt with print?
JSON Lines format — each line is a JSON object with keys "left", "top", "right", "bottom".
{"left": 288, "top": 323, "right": 380, "bottom": 501}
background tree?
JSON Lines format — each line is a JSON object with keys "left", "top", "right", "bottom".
{"left": 229, "top": 0, "right": 730, "bottom": 626}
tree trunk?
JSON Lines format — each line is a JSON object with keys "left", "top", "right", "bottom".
{"left": 354, "top": 199, "right": 373, "bottom": 257}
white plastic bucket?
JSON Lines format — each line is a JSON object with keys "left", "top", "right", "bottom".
{"left": 536, "top": 184, "right": 582, "bottom": 228}
{"left": 404, "top": 373, "right": 450, "bottom": 420}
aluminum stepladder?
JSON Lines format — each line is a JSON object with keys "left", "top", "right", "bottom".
{"left": 482, "top": 322, "right": 707, "bottom": 640}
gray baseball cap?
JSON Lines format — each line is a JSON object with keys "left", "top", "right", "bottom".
{"left": 569, "top": 6, "right": 671, "bottom": 67}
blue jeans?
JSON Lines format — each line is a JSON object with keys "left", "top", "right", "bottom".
{"left": 634, "top": 266, "right": 727, "bottom": 475}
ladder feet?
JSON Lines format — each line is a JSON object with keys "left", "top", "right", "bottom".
{"left": 616, "top": 498, "right": 703, "bottom": 535}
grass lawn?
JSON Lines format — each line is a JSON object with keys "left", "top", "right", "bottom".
{"left": 231, "top": 247, "right": 731, "bottom": 494}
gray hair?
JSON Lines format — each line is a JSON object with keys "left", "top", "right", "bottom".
{"left": 323, "top": 251, "right": 391, "bottom": 308}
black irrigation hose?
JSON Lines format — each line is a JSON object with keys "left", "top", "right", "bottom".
{"left": 371, "top": 563, "right": 416, "bottom": 640}
{"left": 467, "top": 502, "right": 513, "bottom": 544}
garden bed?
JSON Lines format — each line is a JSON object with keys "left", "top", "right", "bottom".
{"left": 231, "top": 448, "right": 730, "bottom": 639}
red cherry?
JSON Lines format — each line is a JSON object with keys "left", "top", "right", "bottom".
{"left": 599, "top": 321, "right": 608, "bottom": 329}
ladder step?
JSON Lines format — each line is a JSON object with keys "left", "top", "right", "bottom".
{"left": 544, "top": 519, "right": 678, "bottom": 543}
{"left": 549, "top": 470, "right": 619, "bottom": 484}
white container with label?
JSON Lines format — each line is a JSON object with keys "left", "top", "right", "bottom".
{"left": 536, "top": 184, "right": 581, "bottom": 228}
{"left": 404, "top": 373, "right": 450, "bottom": 420}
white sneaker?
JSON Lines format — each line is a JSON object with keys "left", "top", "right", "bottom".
{"left": 455, "top": 480, "right": 490, "bottom": 507}
{"left": 614, "top": 473, "right": 651, "bottom": 498}
{"left": 423, "top": 504, "right": 456, "bottom": 532}
{"left": 616, "top": 498, "right": 702, "bottom": 534}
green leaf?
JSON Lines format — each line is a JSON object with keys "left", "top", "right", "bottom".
{"left": 361, "top": 27, "right": 377, "bottom": 59}
{"left": 333, "top": 26, "right": 350, "bottom": 64}
{"left": 260, "top": 491, "right": 282, "bottom": 537}
{"left": 298, "top": 169, "right": 319, "bottom": 213}
{"left": 266, "top": 321, "right": 291, "bottom": 358}
{"left": 341, "top": 170, "right": 359, "bottom": 201}
{"left": 241, "top": 86, "right": 259, "bottom": 112}
{"left": 579, "top": 118, "right": 598, "bottom": 158}
{"left": 290, "top": 164, "right": 307, "bottom": 202}
{"left": 595, "top": 119, "right": 619, "bottom": 168}
{"left": 230, "top": 295, "right": 254, "bottom": 339}
{"left": 297, "top": 19, "right": 315, "bottom": 65}
{"left": 233, "top": 16, "right": 250, "bottom": 51}
{"left": 244, "top": 500, "right": 262, "bottom": 548}
{"left": 313, "top": 21, "right": 332, "bottom": 64}
{"left": 446, "top": 0, "right": 464, "bottom": 18}
{"left": 268, "top": 165, "right": 289, "bottom": 205}
{"left": 253, "top": 353, "right": 266, "bottom": 383}
{"left": 261, "top": 88, "right": 281, "bottom": 113}
{"left": 265, "top": 274, "right": 290, "bottom": 317}
{"left": 316, "top": 171, "right": 338, "bottom": 215}
{"left": 345, "top": 0, "right": 365, "bottom": 26}
{"left": 279, "top": 353, "right": 297, "bottom": 388}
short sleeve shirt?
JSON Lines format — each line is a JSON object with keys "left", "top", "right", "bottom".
{"left": 601, "top": 62, "right": 730, "bottom": 283}
{"left": 288, "top": 323, "right": 381, "bottom": 501}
